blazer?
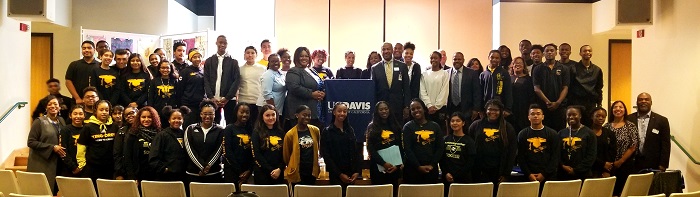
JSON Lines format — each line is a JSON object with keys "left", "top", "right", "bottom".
{"left": 447, "top": 67, "right": 483, "bottom": 112}
{"left": 27, "top": 116, "right": 66, "bottom": 190}
{"left": 285, "top": 67, "right": 321, "bottom": 119}
{"left": 627, "top": 111, "right": 671, "bottom": 169}
{"left": 203, "top": 54, "right": 241, "bottom": 100}
{"left": 371, "top": 59, "right": 411, "bottom": 113}
{"left": 408, "top": 62, "right": 422, "bottom": 100}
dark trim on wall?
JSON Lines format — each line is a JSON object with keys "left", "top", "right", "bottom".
{"left": 437, "top": 0, "right": 441, "bottom": 49}
{"left": 493, "top": 0, "right": 600, "bottom": 5}
{"left": 382, "top": 0, "right": 386, "bottom": 42}
{"left": 328, "top": 0, "right": 332, "bottom": 65}
{"left": 607, "top": 39, "right": 632, "bottom": 107}
{"left": 31, "top": 33, "right": 54, "bottom": 78}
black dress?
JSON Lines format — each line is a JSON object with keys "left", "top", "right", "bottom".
{"left": 510, "top": 75, "right": 535, "bottom": 132}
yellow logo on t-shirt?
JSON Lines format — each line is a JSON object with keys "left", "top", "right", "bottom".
{"left": 563, "top": 137, "right": 582, "bottom": 151}
{"left": 99, "top": 75, "right": 116, "bottom": 88}
{"left": 268, "top": 136, "right": 282, "bottom": 151}
{"left": 157, "top": 85, "right": 174, "bottom": 98}
{"left": 381, "top": 130, "right": 394, "bottom": 144}
{"left": 415, "top": 130, "right": 434, "bottom": 145}
{"left": 318, "top": 72, "right": 328, "bottom": 80}
{"left": 527, "top": 137, "right": 547, "bottom": 153}
{"left": 483, "top": 128, "right": 500, "bottom": 142}
{"left": 72, "top": 134, "right": 80, "bottom": 146}
{"left": 237, "top": 134, "right": 250, "bottom": 147}
{"left": 127, "top": 79, "right": 145, "bottom": 91}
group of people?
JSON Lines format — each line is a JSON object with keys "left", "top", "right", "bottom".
{"left": 26, "top": 37, "right": 670, "bottom": 196}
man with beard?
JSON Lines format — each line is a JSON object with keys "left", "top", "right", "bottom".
{"left": 627, "top": 93, "right": 670, "bottom": 172}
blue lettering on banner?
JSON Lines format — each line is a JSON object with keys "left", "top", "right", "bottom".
{"left": 324, "top": 79, "right": 375, "bottom": 142}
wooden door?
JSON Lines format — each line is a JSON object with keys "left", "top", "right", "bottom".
{"left": 609, "top": 40, "right": 632, "bottom": 112}
{"left": 31, "top": 34, "right": 53, "bottom": 119}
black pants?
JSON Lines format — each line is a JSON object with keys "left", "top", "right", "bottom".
{"left": 329, "top": 172, "right": 354, "bottom": 197}
{"left": 474, "top": 167, "right": 502, "bottom": 197}
{"left": 299, "top": 162, "right": 316, "bottom": 185}
{"left": 253, "top": 168, "right": 285, "bottom": 185}
{"left": 369, "top": 165, "right": 400, "bottom": 196}
{"left": 614, "top": 160, "right": 635, "bottom": 196}
{"left": 215, "top": 100, "right": 238, "bottom": 125}
{"left": 543, "top": 105, "right": 566, "bottom": 131}
{"left": 426, "top": 107, "right": 448, "bottom": 136}
{"left": 403, "top": 165, "right": 439, "bottom": 184}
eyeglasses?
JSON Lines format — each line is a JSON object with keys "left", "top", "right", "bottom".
{"left": 201, "top": 113, "right": 216, "bottom": 117}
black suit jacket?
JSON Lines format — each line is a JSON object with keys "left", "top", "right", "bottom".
{"left": 627, "top": 111, "right": 671, "bottom": 169}
{"left": 371, "top": 59, "right": 411, "bottom": 113}
{"left": 447, "top": 67, "right": 483, "bottom": 112}
{"left": 285, "top": 67, "right": 322, "bottom": 119}
{"left": 408, "top": 62, "right": 422, "bottom": 100}
{"left": 203, "top": 54, "right": 241, "bottom": 100}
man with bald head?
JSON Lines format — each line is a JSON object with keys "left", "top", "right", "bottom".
{"left": 448, "top": 52, "right": 482, "bottom": 121}
{"left": 627, "top": 93, "right": 670, "bottom": 172}
{"left": 372, "top": 42, "right": 411, "bottom": 120}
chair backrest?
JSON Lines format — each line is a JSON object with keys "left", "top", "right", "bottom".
{"left": 449, "top": 183, "right": 494, "bottom": 197}
{"left": 14, "top": 171, "right": 51, "bottom": 195}
{"left": 346, "top": 184, "right": 393, "bottom": 197}
{"left": 189, "top": 182, "right": 235, "bottom": 197}
{"left": 141, "top": 181, "right": 186, "bottom": 197}
{"left": 96, "top": 179, "right": 140, "bottom": 197}
{"left": 241, "top": 184, "right": 289, "bottom": 197}
{"left": 294, "top": 185, "right": 342, "bottom": 197}
{"left": 580, "top": 176, "right": 617, "bottom": 197}
{"left": 55, "top": 176, "right": 97, "bottom": 197}
{"left": 398, "top": 184, "right": 444, "bottom": 197}
{"left": 670, "top": 190, "right": 700, "bottom": 197}
{"left": 540, "top": 180, "right": 582, "bottom": 197}
{"left": 0, "top": 192, "right": 4, "bottom": 197}
{"left": 0, "top": 170, "right": 20, "bottom": 195}
{"left": 621, "top": 172, "right": 655, "bottom": 197}
{"left": 496, "top": 181, "right": 540, "bottom": 197}
{"left": 628, "top": 194, "right": 666, "bottom": 197}
{"left": 8, "top": 194, "right": 51, "bottom": 197}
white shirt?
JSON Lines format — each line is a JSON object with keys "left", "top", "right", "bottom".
{"left": 202, "top": 126, "right": 212, "bottom": 142}
{"left": 637, "top": 111, "right": 651, "bottom": 152}
{"left": 215, "top": 53, "right": 227, "bottom": 98}
{"left": 419, "top": 68, "right": 450, "bottom": 109}
{"left": 238, "top": 63, "right": 266, "bottom": 104}
{"left": 407, "top": 62, "right": 414, "bottom": 81}
{"left": 305, "top": 68, "right": 322, "bottom": 84}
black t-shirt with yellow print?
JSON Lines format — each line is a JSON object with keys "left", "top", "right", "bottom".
{"left": 468, "top": 119, "right": 517, "bottom": 177}
{"left": 366, "top": 122, "right": 403, "bottom": 166}
{"left": 402, "top": 120, "right": 444, "bottom": 168}
{"left": 91, "top": 66, "right": 120, "bottom": 105}
{"left": 223, "top": 124, "right": 253, "bottom": 173}
{"left": 559, "top": 126, "right": 597, "bottom": 174}
{"left": 251, "top": 128, "right": 285, "bottom": 173}
{"left": 517, "top": 126, "right": 561, "bottom": 177}
{"left": 77, "top": 117, "right": 117, "bottom": 167}
{"left": 148, "top": 77, "right": 179, "bottom": 110}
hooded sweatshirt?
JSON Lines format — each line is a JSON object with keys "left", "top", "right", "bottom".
{"left": 77, "top": 116, "right": 116, "bottom": 168}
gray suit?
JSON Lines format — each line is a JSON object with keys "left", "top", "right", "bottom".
{"left": 27, "top": 116, "right": 66, "bottom": 191}
{"left": 285, "top": 67, "right": 321, "bottom": 119}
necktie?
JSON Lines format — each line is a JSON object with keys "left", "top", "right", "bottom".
{"left": 385, "top": 62, "right": 393, "bottom": 87}
{"left": 451, "top": 70, "right": 461, "bottom": 105}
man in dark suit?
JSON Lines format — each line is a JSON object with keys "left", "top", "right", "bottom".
{"left": 447, "top": 52, "right": 482, "bottom": 122}
{"left": 627, "top": 92, "right": 671, "bottom": 172}
{"left": 203, "top": 35, "right": 241, "bottom": 125}
{"left": 372, "top": 42, "right": 411, "bottom": 120}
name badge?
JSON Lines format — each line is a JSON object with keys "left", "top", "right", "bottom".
{"left": 652, "top": 129, "right": 659, "bottom": 134}
{"left": 393, "top": 67, "right": 400, "bottom": 72}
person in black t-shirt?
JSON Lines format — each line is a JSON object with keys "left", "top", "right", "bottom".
{"left": 223, "top": 103, "right": 254, "bottom": 191}
{"left": 403, "top": 99, "right": 444, "bottom": 184}
{"left": 441, "top": 112, "right": 476, "bottom": 195}
{"left": 558, "top": 106, "right": 596, "bottom": 180}
{"left": 336, "top": 51, "right": 363, "bottom": 79}
{"left": 149, "top": 60, "right": 180, "bottom": 123}
{"left": 120, "top": 53, "right": 152, "bottom": 108}
{"left": 321, "top": 103, "right": 362, "bottom": 196}
{"left": 469, "top": 99, "right": 516, "bottom": 194}
{"left": 77, "top": 100, "right": 117, "bottom": 182}
{"left": 124, "top": 106, "right": 161, "bottom": 181}
{"left": 59, "top": 105, "right": 85, "bottom": 177}
{"left": 149, "top": 106, "right": 191, "bottom": 182}
{"left": 32, "top": 78, "right": 74, "bottom": 121}
{"left": 366, "top": 101, "right": 403, "bottom": 194}
{"left": 518, "top": 104, "right": 561, "bottom": 183}
{"left": 66, "top": 41, "right": 100, "bottom": 105}
{"left": 251, "top": 104, "right": 286, "bottom": 185}
{"left": 533, "top": 44, "right": 570, "bottom": 131}
{"left": 590, "top": 107, "right": 617, "bottom": 178}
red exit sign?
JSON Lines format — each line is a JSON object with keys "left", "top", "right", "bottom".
{"left": 637, "top": 29, "right": 645, "bottom": 38}
{"left": 19, "top": 23, "right": 29, "bottom": 32}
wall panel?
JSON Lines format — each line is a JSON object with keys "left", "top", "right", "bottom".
{"left": 329, "top": 0, "right": 383, "bottom": 70}
{"left": 440, "top": 0, "right": 493, "bottom": 66}
{"left": 385, "top": 0, "right": 439, "bottom": 66}
{"left": 275, "top": 0, "right": 330, "bottom": 60}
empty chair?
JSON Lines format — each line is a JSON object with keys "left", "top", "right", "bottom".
{"left": 496, "top": 181, "right": 540, "bottom": 197}
{"left": 346, "top": 184, "right": 393, "bottom": 197}
{"left": 7, "top": 194, "right": 51, "bottom": 197}
{"left": 580, "top": 176, "right": 617, "bottom": 197}
{"left": 621, "top": 172, "right": 655, "bottom": 197}
{"left": 141, "top": 181, "right": 186, "bottom": 197}
{"left": 670, "top": 190, "right": 700, "bottom": 197}
{"left": 14, "top": 171, "right": 51, "bottom": 195}
{"left": 190, "top": 182, "right": 236, "bottom": 197}
{"left": 55, "top": 176, "right": 97, "bottom": 197}
{"left": 96, "top": 179, "right": 140, "bottom": 197}
{"left": 294, "top": 185, "right": 342, "bottom": 197}
{"left": 540, "top": 180, "right": 582, "bottom": 197}
{"left": 0, "top": 170, "right": 20, "bottom": 195}
{"left": 629, "top": 194, "right": 665, "bottom": 197}
{"left": 448, "top": 183, "right": 494, "bottom": 197}
{"left": 241, "top": 184, "right": 289, "bottom": 197}
{"left": 399, "top": 184, "right": 444, "bottom": 197}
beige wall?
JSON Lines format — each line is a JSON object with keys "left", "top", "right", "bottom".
{"left": 0, "top": 0, "right": 32, "bottom": 161}
{"left": 631, "top": 0, "right": 700, "bottom": 191}
{"left": 440, "top": 0, "right": 493, "bottom": 66}
{"left": 275, "top": 0, "right": 330, "bottom": 65}
{"left": 329, "top": 0, "right": 383, "bottom": 70}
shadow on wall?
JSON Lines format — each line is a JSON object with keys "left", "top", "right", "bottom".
{"left": 687, "top": 86, "right": 700, "bottom": 191}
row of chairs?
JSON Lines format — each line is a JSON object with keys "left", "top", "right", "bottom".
{"left": 2, "top": 170, "right": 699, "bottom": 197}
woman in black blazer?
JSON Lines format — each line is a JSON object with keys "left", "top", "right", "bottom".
{"left": 285, "top": 47, "right": 325, "bottom": 130}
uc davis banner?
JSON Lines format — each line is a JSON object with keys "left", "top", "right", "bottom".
{"left": 324, "top": 79, "right": 375, "bottom": 142}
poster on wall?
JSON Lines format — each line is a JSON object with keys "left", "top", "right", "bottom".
{"left": 80, "top": 28, "right": 159, "bottom": 60}
{"left": 111, "top": 38, "right": 134, "bottom": 52}
{"left": 160, "top": 30, "right": 212, "bottom": 62}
